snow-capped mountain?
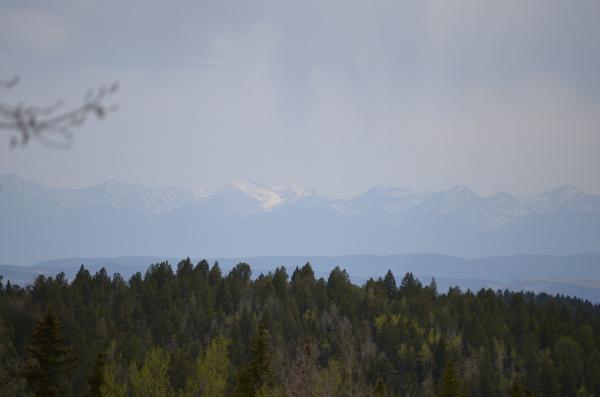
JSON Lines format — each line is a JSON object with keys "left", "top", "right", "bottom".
{"left": 520, "top": 185, "right": 600, "bottom": 213}
{"left": 59, "top": 181, "right": 203, "bottom": 215}
{"left": 341, "top": 184, "right": 600, "bottom": 228}
{"left": 0, "top": 175, "right": 203, "bottom": 215}
{"left": 4, "top": 174, "right": 596, "bottom": 219}
{"left": 1, "top": 174, "right": 599, "bottom": 264}
{"left": 207, "top": 179, "right": 315, "bottom": 212}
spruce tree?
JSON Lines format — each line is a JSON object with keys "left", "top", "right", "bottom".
{"left": 86, "top": 351, "right": 106, "bottom": 397}
{"left": 24, "top": 308, "right": 75, "bottom": 397}
{"left": 438, "top": 362, "right": 465, "bottom": 397}
{"left": 235, "top": 327, "right": 273, "bottom": 397}
{"left": 383, "top": 270, "right": 397, "bottom": 300}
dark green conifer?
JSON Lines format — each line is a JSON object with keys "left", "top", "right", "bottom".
{"left": 25, "top": 308, "right": 75, "bottom": 397}
{"left": 438, "top": 362, "right": 465, "bottom": 397}
{"left": 383, "top": 270, "right": 397, "bottom": 300}
{"left": 86, "top": 351, "right": 106, "bottom": 397}
{"left": 235, "top": 326, "right": 273, "bottom": 397}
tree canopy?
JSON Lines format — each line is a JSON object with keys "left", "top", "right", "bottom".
{"left": 1, "top": 260, "right": 600, "bottom": 396}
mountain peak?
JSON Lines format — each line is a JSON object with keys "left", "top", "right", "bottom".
{"left": 228, "top": 180, "right": 282, "bottom": 210}
{"left": 440, "top": 185, "right": 479, "bottom": 198}
{"left": 225, "top": 179, "right": 314, "bottom": 210}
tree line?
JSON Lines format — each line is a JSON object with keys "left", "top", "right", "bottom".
{"left": 1, "top": 259, "right": 599, "bottom": 396}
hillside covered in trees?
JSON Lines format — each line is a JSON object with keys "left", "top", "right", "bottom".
{"left": 1, "top": 259, "right": 599, "bottom": 396}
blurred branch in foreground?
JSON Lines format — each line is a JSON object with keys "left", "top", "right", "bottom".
{"left": 0, "top": 76, "right": 118, "bottom": 149}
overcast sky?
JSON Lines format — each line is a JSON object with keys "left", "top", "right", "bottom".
{"left": 1, "top": 0, "right": 599, "bottom": 197}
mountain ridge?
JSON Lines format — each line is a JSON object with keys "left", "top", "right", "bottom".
{"left": 1, "top": 174, "right": 600, "bottom": 264}
{"left": 2, "top": 174, "right": 599, "bottom": 216}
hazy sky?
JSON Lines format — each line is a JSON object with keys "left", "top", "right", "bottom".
{"left": 1, "top": 0, "right": 599, "bottom": 197}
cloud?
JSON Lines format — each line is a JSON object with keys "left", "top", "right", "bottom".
{"left": 1, "top": 0, "right": 600, "bottom": 197}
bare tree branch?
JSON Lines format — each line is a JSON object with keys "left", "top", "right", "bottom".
{"left": 0, "top": 77, "right": 118, "bottom": 149}
{"left": 0, "top": 76, "right": 19, "bottom": 89}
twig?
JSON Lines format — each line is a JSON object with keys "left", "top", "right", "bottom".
{"left": 0, "top": 77, "right": 118, "bottom": 149}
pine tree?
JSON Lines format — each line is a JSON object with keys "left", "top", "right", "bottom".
{"left": 428, "top": 277, "right": 438, "bottom": 297}
{"left": 129, "top": 346, "right": 172, "bottom": 397}
{"left": 24, "top": 308, "right": 75, "bottom": 397}
{"left": 93, "top": 340, "right": 128, "bottom": 397}
{"left": 235, "top": 327, "right": 273, "bottom": 397}
{"left": 383, "top": 270, "right": 397, "bottom": 300}
{"left": 184, "top": 335, "right": 231, "bottom": 397}
{"left": 86, "top": 351, "right": 106, "bottom": 397}
{"left": 0, "top": 317, "right": 27, "bottom": 395}
{"left": 438, "top": 362, "right": 465, "bottom": 397}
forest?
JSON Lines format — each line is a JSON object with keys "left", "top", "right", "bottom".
{"left": 1, "top": 259, "right": 599, "bottom": 397}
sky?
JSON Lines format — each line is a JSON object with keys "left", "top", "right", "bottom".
{"left": 1, "top": 0, "right": 599, "bottom": 198}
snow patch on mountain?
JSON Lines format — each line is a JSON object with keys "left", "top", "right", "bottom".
{"left": 228, "top": 179, "right": 314, "bottom": 210}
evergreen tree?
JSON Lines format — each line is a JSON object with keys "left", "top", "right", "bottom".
{"left": 129, "top": 346, "right": 172, "bottom": 397}
{"left": 99, "top": 343, "right": 128, "bottom": 397}
{"left": 86, "top": 351, "right": 106, "bottom": 397}
{"left": 383, "top": 270, "right": 397, "bottom": 300}
{"left": 438, "top": 362, "right": 465, "bottom": 397}
{"left": 235, "top": 327, "right": 273, "bottom": 397}
{"left": 184, "top": 335, "right": 231, "bottom": 397}
{"left": 24, "top": 308, "right": 75, "bottom": 397}
{"left": 0, "top": 317, "right": 27, "bottom": 395}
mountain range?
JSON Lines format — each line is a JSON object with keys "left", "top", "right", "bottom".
{"left": 1, "top": 174, "right": 599, "bottom": 265}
